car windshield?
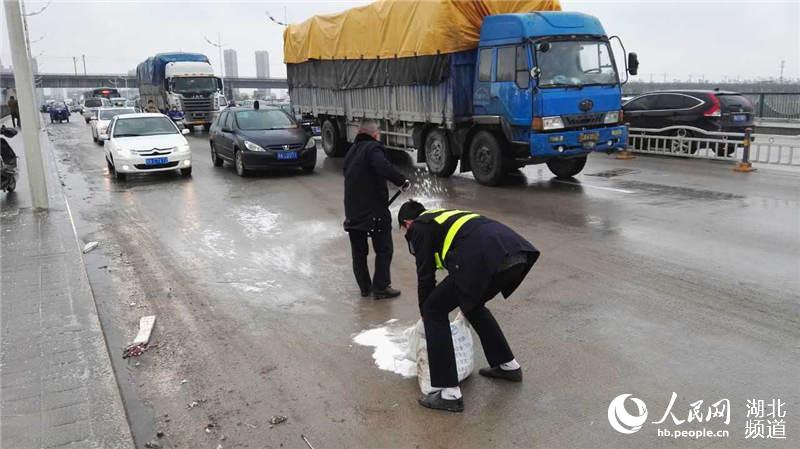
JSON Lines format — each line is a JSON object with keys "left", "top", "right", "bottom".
{"left": 536, "top": 40, "right": 618, "bottom": 88}
{"left": 235, "top": 110, "right": 296, "bottom": 130}
{"left": 113, "top": 117, "right": 178, "bottom": 137}
{"left": 99, "top": 108, "right": 135, "bottom": 120}
{"left": 172, "top": 77, "right": 217, "bottom": 93}
{"left": 85, "top": 98, "right": 103, "bottom": 108}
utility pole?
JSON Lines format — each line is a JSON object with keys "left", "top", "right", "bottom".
{"left": 779, "top": 60, "right": 785, "bottom": 83}
{"left": 81, "top": 54, "right": 87, "bottom": 75}
{"left": 72, "top": 56, "right": 77, "bottom": 75}
{"left": 205, "top": 33, "right": 225, "bottom": 97}
{"left": 3, "top": 0, "right": 48, "bottom": 209}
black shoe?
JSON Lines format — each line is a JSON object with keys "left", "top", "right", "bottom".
{"left": 418, "top": 391, "right": 464, "bottom": 413}
{"left": 478, "top": 366, "right": 523, "bottom": 382}
{"left": 373, "top": 287, "right": 401, "bottom": 300}
{"left": 360, "top": 288, "right": 372, "bottom": 297}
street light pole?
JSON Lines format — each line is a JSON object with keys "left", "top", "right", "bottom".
{"left": 3, "top": 0, "right": 48, "bottom": 209}
{"left": 82, "top": 54, "right": 87, "bottom": 75}
{"left": 205, "top": 33, "right": 225, "bottom": 98}
{"left": 72, "top": 56, "right": 77, "bottom": 75}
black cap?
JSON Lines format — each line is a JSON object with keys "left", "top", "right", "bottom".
{"left": 397, "top": 199, "right": 426, "bottom": 228}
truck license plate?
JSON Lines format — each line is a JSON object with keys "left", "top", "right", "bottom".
{"left": 579, "top": 132, "right": 599, "bottom": 142}
{"left": 733, "top": 114, "right": 747, "bottom": 122}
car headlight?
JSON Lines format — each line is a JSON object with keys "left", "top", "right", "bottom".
{"left": 542, "top": 116, "right": 565, "bottom": 131}
{"left": 604, "top": 110, "right": 622, "bottom": 124}
{"left": 98, "top": 125, "right": 108, "bottom": 134}
{"left": 243, "top": 140, "right": 265, "bottom": 152}
{"left": 171, "top": 144, "right": 191, "bottom": 153}
{"left": 304, "top": 137, "right": 316, "bottom": 149}
{"left": 117, "top": 148, "right": 133, "bottom": 158}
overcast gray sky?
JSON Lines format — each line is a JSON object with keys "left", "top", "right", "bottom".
{"left": 1, "top": 0, "right": 798, "bottom": 82}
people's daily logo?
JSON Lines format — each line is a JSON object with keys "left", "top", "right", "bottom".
{"left": 608, "top": 394, "right": 649, "bottom": 434}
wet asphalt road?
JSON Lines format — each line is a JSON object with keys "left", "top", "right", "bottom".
{"left": 44, "top": 114, "right": 798, "bottom": 449}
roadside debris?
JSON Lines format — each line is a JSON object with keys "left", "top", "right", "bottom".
{"left": 144, "top": 440, "right": 162, "bottom": 449}
{"left": 82, "top": 241, "right": 99, "bottom": 253}
{"left": 123, "top": 315, "right": 156, "bottom": 358}
{"left": 205, "top": 423, "right": 216, "bottom": 433}
{"left": 180, "top": 379, "right": 188, "bottom": 385}
{"left": 187, "top": 399, "right": 207, "bottom": 409}
{"left": 269, "top": 415, "right": 288, "bottom": 425}
{"left": 301, "top": 434, "right": 315, "bottom": 449}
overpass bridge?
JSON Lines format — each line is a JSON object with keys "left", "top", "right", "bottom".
{"left": 0, "top": 72, "right": 288, "bottom": 90}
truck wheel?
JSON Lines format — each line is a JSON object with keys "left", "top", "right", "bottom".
{"left": 546, "top": 156, "right": 588, "bottom": 179}
{"left": 321, "top": 120, "right": 346, "bottom": 157}
{"left": 424, "top": 129, "right": 457, "bottom": 177}
{"left": 469, "top": 131, "right": 507, "bottom": 186}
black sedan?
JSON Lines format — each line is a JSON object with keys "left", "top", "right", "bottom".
{"left": 623, "top": 90, "right": 755, "bottom": 155}
{"left": 209, "top": 107, "right": 317, "bottom": 176}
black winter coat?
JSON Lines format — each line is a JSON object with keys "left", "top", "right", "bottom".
{"left": 406, "top": 215, "right": 540, "bottom": 312}
{"left": 343, "top": 133, "right": 406, "bottom": 232}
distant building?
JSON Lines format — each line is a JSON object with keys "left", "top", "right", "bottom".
{"left": 255, "top": 50, "right": 270, "bottom": 98}
{"left": 224, "top": 49, "right": 238, "bottom": 78}
{"left": 223, "top": 49, "right": 239, "bottom": 98}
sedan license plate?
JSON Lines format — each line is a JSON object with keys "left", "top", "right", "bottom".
{"left": 312, "top": 126, "right": 321, "bottom": 134}
{"left": 579, "top": 132, "right": 599, "bottom": 143}
{"left": 733, "top": 114, "right": 747, "bottom": 122}
{"left": 277, "top": 151, "right": 298, "bottom": 160}
{"left": 146, "top": 157, "right": 169, "bottom": 165}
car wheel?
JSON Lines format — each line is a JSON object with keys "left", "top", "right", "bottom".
{"left": 546, "top": 156, "right": 588, "bottom": 179}
{"left": 114, "top": 168, "right": 126, "bottom": 181}
{"left": 106, "top": 157, "right": 114, "bottom": 172}
{"left": 670, "top": 128, "right": 696, "bottom": 154}
{"left": 210, "top": 144, "right": 224, "bottom": 167}
{"left": 321, "top": 120, "right": 347, "bottom": 157}
{"left": 180, "top": 167, "right": 192, "bottom": 177}
{"left": 93, "top": 134, "right": 98, "bottom": 143}
{"left": 468, "top": 131, "right": 507, "bottom": 186}
{"left": 302, "top": 164, "right": 315, "bottom": 173}
{"left": 425, "top": 128, "right": 457, "bottom": 177}
{"left": 235, "top": 149, "right": 248, "bottom": 177}
{"left": 7, "top": 177, "right": 16, "bottom": 193}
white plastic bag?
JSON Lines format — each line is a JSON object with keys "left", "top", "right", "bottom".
{"left": 404, "top": 313, "right": 474, "bottom": 394}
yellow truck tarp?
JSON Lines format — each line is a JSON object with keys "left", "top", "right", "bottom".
{"left": 284, "top": 0, "right": 562, "bottom": 64}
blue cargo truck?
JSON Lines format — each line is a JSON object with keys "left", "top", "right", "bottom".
{"left": 286, "top": 8, "right": 639, "bottom": 185}
{"left": 136, "top": 52, "right": 225, "bottom": 129}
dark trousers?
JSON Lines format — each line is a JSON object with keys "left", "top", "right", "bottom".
{"left": 11, "top": 114, "right": 20, "bottom": 128}
{"left": 348, "top": 228, "right": 393, "bottom": 292}
{"left": 422, "top": 261, "right": 531, "bottom": 388}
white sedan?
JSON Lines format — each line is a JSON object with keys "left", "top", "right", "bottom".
{"left": 101, "top": 113, "right": 192, "bottom": 181}
{"left": 91, "top": 107, "right": 135, "bottom": 144}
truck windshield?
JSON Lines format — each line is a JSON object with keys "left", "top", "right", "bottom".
{"left": 537, "top": 40, "right": 618, "bottom": 88}
{"left": 113, "top": 117, "right": 179, "bottom": 137}
{"left": 172, "top": 77, "right": 217, "bottom": 93}
{"left": 235, "top": 110, "right": 296, "bottom": 130}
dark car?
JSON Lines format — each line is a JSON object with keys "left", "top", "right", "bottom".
{"left": 48, "top": 102, "right": 70, "bottom": 124}
{"left": 623, "top": 90, "right": 754, "bottom": 154}
{"left": 209, "top": 106, "right": 317, "bottom": 176}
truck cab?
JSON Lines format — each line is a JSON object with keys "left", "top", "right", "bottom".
{"left": 164, "top": 62, "right": 224, "bottom": 128}
{"left": 468, "top": 12, "right": 637, "bottom": 182}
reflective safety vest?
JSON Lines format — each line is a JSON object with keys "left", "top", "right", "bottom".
{"left": 418, "top": 209, "right": 481, "bottom": 269}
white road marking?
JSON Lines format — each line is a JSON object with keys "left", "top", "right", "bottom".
{"left": 553, "top": 179, "right": 634, "bottom": 194}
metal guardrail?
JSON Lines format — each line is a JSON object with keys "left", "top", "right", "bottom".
{"left": 740, "top": 93, "right": 800, "bottom": 120}
{"left": 627, "top": 126, "right": 800, "bottom": 167}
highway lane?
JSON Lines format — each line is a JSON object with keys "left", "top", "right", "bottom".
{"left": 44, "top": 114, "right": 799, "bottom": 449}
